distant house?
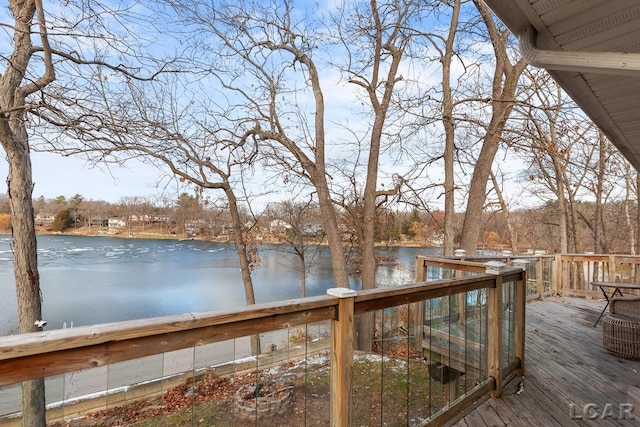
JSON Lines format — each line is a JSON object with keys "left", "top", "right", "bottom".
{"left": 90, "top": 217, "right": 109, "bottom": 228}
{"left": 301, "top": 223, "right": 324, "bottom": 237}
{"left": 131, "top": 214, "right": 170, "bottom": 224}
{"left": 269, "top": 219, "right": 292, "bottom": 237}
{"left": 35, "top": 214, "right": 55, "bottom": 226}
{"left": 107, "top": 218, "right": 125, "bottom": 228}
{"left": 185, "top": 219, "right": 206, "bottom": 235}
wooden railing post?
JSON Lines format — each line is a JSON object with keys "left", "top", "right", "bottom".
{"left": 536, "top": 256, "right": 543, "bottom": 298}
{"left": 554, "top": 254, "right": 563, "bottom": 296}
{"left": 487, "top": 274, "right": 503, "bottom": 398}
{"left": 609, "top": 255, "right": 617, "bottom": 282}
{"left": 328, "top": 287, "right": 357, "bottom": 427}
{"left": 514, "top": 269, "right": 526, "bottom": 376}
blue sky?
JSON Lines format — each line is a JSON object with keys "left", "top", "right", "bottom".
{"left": 0, "top": 1, "right": 534, "bottom": 212}
{"left": 0, "top": 152, "right": 173, "bottom": 203}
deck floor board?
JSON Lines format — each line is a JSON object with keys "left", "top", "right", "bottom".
{"left": 453, "top": 297, "right": 640, "bottom": 426}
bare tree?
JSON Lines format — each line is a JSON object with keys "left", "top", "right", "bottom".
{"left": 150, "top": 0, "right": 443, "bottom": 352}
{"left": 0, "top": 3, "right": 172, "bottom": 422}
{"left": 264, "top": 199, "right": 323, "bottom": 297}
{"left": 75, "top": 88, "right": 265, "bottom": 350}
{"left": 167, "top": 0, "right": 353, "bottom": 290}
{"left": 622, "top": 161, "right": 638, "bottom": 256}
{"left": 490, "top": 169, "right": 518, "bottom": 252}
{"left": 511, "top": 68, "right": 597, "bottom": 253}
{"left": 457, "top": 0, "right": 527, "bottom": 254}
{"left": 329, "top": 0, "right": 426, "bottom": 301}
{"left": 420, "top": 0, "right": 464, "bottom": 256}
{"left": 0, "top": 2, "right": 52, "bottom": 423}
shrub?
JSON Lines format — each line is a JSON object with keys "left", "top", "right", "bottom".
{"left": 0, "top": 213, "right": 10, "bottom": 229}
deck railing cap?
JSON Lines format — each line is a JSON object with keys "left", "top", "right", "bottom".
{"left": 327, "top": 287, "right": 357, "bottom": 298}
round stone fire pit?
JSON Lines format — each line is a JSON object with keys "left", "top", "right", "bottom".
{"left": 235, "top": 380, "right": 293, "bottom": 418}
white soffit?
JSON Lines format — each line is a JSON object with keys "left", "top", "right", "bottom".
{"left": 484, "top": 0, "right": 640, "bottom": 170}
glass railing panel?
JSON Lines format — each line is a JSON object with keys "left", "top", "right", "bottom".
{"left": 378, "top": 304, "right": 410, "bottom": 426}
{"left": 501, "top": 280, "right": 516, "bottom": 369}
{"left": 0, "top": 319, "right": 334, "bottom": 426}
{"left": 165, "top": 322, "right": 331, "bottom": 426}
{"left": 460, "top": 288, "right": 488, "bottom": 394}
{"left": 0, "top": 384, "right": 19, "bottom": 421}
{"left": 47, "top": 366, "right": 111, "bottom": 424}
{"left": 103, "top": 354, "right": 166, "bottom": 423}
{"left": 422, "top": 295, "right": 447, "bottom": 417}
{"left": 351, "top": 310, "right": 379, "bottom": 425}
{"left": 251, "top": 327, "right": 301, "bottom": 425}
{"left": 296, "top": 320, "right": 331, "bottom": 427}
{"left": 44, "top": 344, "right": 237, "bottom": 425}
{"left": 190, "top": 339, "right": 244, "bottom": 425}
{"left": 425, "top": 266, "right": 480, "bottom": 282}
{"left": 426, "top": 265, "right": 446, "bottom": 281}
{"left": 419, "top": 290, "right": 489, "bottom": 423}
{"left": 157, "top": 347, "right": 198, "bottom": 425}
{"left": 405, "top": 299, "right": 432, "bottom": 426}
{"left": 542, "top": 257, "right": 553, "bottom": 294}
{"left": 523, "top": 259, "right": 538, "bottom": 297}
{"left": 352, "top": 304, "right": 430, "bottom": 426}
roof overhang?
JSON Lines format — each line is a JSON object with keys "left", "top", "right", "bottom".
{"left": 484, "top": 0, "right": 640, "bottom": 170}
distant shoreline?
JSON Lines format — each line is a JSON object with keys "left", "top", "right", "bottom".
{"left": 0, "top": 226, "right": 439, "bottom": 248}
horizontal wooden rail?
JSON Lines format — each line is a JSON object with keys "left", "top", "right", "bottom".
{"left": 0, "top": 295, "right": 338, "bottom": 387}
{"left": 354, "top": 274, "right": 498, "bottom": 314}
{"left": 417, "top": 256, "right": 488, "bottom": 273}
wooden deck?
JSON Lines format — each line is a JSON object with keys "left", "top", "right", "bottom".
{"left": 452, "top": 297, "right": 640, "bottom": 426}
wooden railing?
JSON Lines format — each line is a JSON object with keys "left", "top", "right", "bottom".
{"left": 556, "top": 254, "right": 640, "bottom": 298}
{"left": 418, "top": 252, "right": 640, "bottom": 300}
{"left": 0, "top": 259, "right": 527, "bottom": 427}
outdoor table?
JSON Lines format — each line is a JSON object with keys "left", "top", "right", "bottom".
{"left": 591, "top": 281, "right": 640, "bottom": 327}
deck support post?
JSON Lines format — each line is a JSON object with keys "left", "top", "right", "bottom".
{"left": 488, "top": 275, "right": 503, "bottom": 398}
{"left": 328, "top": 287, "right": 356, "bottom": 427}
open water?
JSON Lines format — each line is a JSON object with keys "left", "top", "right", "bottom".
{"left": 0, "top": 235, "right": 440, "bottom": 334}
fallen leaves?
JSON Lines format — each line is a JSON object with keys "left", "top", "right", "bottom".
{"left": 48, "top": 370, "right": 281, "bottom": 427}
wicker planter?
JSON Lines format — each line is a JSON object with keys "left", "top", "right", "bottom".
{"left": 602, "top": 314, "right": 640, "bottom": 359}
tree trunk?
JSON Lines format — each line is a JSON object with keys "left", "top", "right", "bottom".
{"left": 0, "top": 1, "right": 49, "bottom": 424}
{"left": 556, "top": 171, "right": 569, "bottom": 254}
{"left": 315, "top": 182, "right": 350, "bottom": 288}
{"left": 622, "top": 164, "right": 636, "bottom": 281}
{"left": 594, "top": 133, "right": 605, "bottom": 253}
{"left": 459, "top": 133, "right": 500, "bottom": 254}
{"left": 8, "top": 153, "right": 45, "bottom": 427}
{"left": 299, "top": 248, "right": 307, "bottom": 298}
{"left": 224, "top": 186, "right": 260, "bottom": 354}
{"left": 459, "top": 1, "right": 526, "bottom": 255}
{"left": 442, "top": 0, "right": 461, "bottom": 257}
{"left": 490, "top": 172, "right": 517, "bottom": 253}
{"left": 3, "top": 125, "right": 46, "bottom": 427}
{"left": 626, "top": 166, "right": 637, "bottom": 255}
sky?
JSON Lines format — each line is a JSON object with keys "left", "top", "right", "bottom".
{"left": 0, "top": 1, "right": 534, "bottom": 211}
{"left": 0, "top": 152, "right": 175, "bottom": 203}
